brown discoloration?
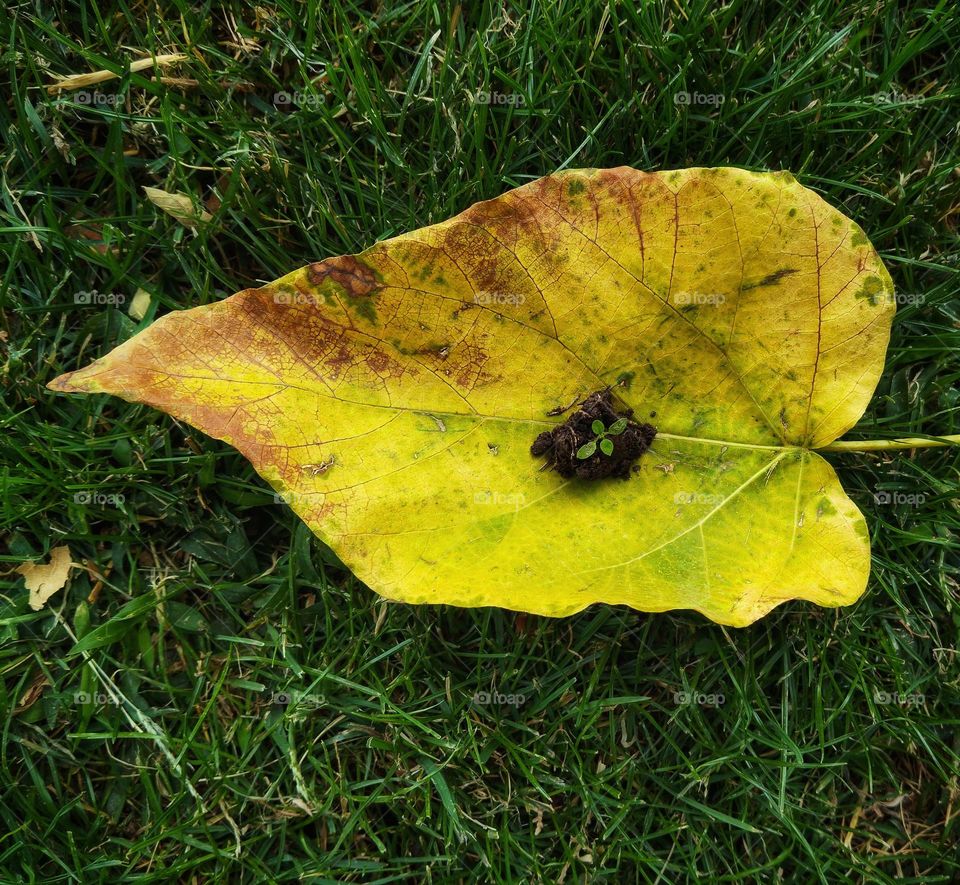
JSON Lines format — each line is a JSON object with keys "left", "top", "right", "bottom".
{"left": 413, "top": 343, "right": 451, "bottom": 359}
{"left": 325, "top": 343, "right": 358, "bottom": 374}
{"left": 595, "top": 166, "right": 654, "bottom": 189}
{"left": 46, "top": 368, "right": 87, "bottom": 392}
{"left": 364, "top": 349, "right": 392, "bottom": 374}
{"left": 462, "top": 190, "right": 552, "bottom": 253}
{"left": 293, "top": 281, "right": 319, "bottom": 305}
{"left": 411, "top": 337, "right": 498, "bottom": 392}
{"left": 90, "top": 343, "right": 288, "bottom": 485}
{"left": 240, "top": 289, "right": 408, "bottom": 383}
{"left": 365, "top": 348, "right": 403, "bottom": 377}
{"left": 322, "top": 338, "right": 408, "bottom": 383}
{"left": 744, "top": 268, "right": 800, "bottom": 290}
{"left": 452, "top": 300, "right": 476, "bottom": 319}
{"left": 450, "top": 340, "right": 497, "bottom": 389}
{"left": 307, "top": 255, "right": 382, "bottom": 298}
{"left": 301, "top": 497, "right": 349, "bottom": 533}
{"left": 437, "top": 221, "right": 507, "bottom": 297}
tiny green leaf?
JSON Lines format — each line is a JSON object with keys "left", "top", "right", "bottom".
{"left": 577, "top": 440, "right": 597, "bottom": 459}
{"left": 600, "top": 438, "right": 614, "bottom": 456}
{"left": 608, "top": 417, "right": 628, "bottom": 435}
{"left": 591, "top": 419, "right": 605, "bottom": 435}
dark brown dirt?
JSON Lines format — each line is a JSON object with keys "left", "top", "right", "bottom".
{"left": 530, "top": 389, "right": 657, "bottom": 480}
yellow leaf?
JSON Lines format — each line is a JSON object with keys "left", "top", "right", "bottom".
{"left": 143, "top": 187, "right": 212, "bottom": 227}
{"left": 17, "top": 546, "right": 75, "bottom": 611}
{"left": 48, "top": 167, "right": 896, "bottom": 626}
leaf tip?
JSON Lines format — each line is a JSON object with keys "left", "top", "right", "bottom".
{"left": 47, "top": 362, "right": 110, "bottom": 395}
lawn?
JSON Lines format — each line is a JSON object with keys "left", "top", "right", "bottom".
{"left": 2, "top": 0, "right": 959, "bottom": 881}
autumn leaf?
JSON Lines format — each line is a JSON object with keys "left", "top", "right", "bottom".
{"left": 17, "top": 546, "right": 75, "bottom": 610}
{"left": 48, "top": 167, "right": 898, "bottom": 626}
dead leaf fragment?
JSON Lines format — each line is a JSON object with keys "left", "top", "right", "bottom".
{"left": 143, "top": 187, "right": 212, "bottom": 227}
{"left": 129, "top": 288, "right": 153, "bottom": 320}
{"left": 14, "top": 675, "right": 50, "bottom": 715}
{"left": 65, "top": 222, "right": 117, "bottom": 256}
{"left": 17, "top": 546, "right": 74, "bottom": 610}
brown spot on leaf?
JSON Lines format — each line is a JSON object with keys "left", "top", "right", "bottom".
{"left": 744, "top": 268, "right": 799, "bottom": 290}
{"left": 365, "top": 348, "right": 404, "bottom": 378}
{"left": 240, "top": 289, "right": 407, "bottom": 383}
{"left": 307, "top": 255, "right": 382, "bottom": 298}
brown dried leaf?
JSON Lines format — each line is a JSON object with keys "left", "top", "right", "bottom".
{"left": 16, "top": 546, "right": 75, "bottom": 610}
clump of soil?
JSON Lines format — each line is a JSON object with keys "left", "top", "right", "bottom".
{"left": 530, "top": 389, "right": 657, "bottom": 480}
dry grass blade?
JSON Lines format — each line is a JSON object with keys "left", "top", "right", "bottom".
{"left": 45, "top": 52, "right": 188, "bottom": 93}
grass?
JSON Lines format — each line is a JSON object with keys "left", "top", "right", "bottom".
{"left": 2, "top": 0, "right": 959, "bottom": 880}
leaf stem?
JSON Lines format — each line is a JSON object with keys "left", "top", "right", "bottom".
{"left": 819, "top": 434, "right": 960, "bottom": 452}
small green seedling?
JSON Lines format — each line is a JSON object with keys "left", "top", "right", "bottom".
{"left": 577, "top": 417, "right": 629, "bottom": 459}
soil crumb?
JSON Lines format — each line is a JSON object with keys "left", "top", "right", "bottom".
{"left": 531, "top": 389, "right": 657, "bottom": 480}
